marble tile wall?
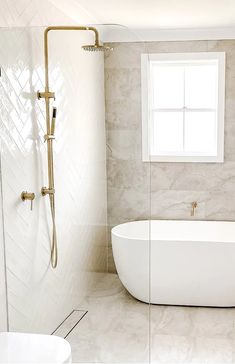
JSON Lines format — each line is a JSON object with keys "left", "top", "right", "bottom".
{"left": 105, "top": 40, "right": 235, "bottom": 272}
{"left": 0, "top": 27, "right": 107, "bottom": 334}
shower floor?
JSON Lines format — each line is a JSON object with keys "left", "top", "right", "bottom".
{"left": 59, "top": 273, "right": 235, "bottom": 363}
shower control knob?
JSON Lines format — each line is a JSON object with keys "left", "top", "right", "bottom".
{"left": 21, "top": 191, "right": 35, "bottom": 211}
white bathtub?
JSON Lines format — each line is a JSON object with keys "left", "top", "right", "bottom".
{"left": 112, "top": 220, "right": 235, "bottom": 307}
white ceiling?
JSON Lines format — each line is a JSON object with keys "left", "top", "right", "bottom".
{"left": 49, "top": 0, "right": 235, "bottom": 42}
{"left": 61, "top": 0, "right": 235, "bottom": 29}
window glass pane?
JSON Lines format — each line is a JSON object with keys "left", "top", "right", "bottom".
{"left": 152, "top": 64, "right": 184, "bottom": 108}
{"left": 152, "top": 111, "right": 184, "bottom": 154}
{"left": 185, "top": 64, "right": 217, "bottom": 109}
{"left": 184, "top": 111, "right": 216, "bottom": 154}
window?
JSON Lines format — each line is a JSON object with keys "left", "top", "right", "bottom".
{"left": 141, "top": 52, "right": 225, "bottom": 162}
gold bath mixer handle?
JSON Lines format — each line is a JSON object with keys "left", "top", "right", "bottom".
{"left": 21, "top": 191, "right": 35, "bottom": 211}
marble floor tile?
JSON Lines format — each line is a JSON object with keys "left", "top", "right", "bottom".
{"left": 150, "top": 305, "right": 196, "bottom": 337}
{"left": 66, "top": 273, "right": 235, "bottom": 364}
{"left": 151, "top": 335, "right": 234, "bottom": 364}
{"left": 191, "top": 308, "right": 235, "bottom": 339}
{"left": 190, "top": 336, "right": 234, "bottom": 363}
{"left": 68, "top": 274, "right": 149, "bottom": 363}
{"left": 151, "top": 334, "right": 194, "bottom": 363}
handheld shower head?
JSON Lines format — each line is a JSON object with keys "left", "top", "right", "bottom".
{"left": 82, "top": 43, "right": 113, "bottom": 52}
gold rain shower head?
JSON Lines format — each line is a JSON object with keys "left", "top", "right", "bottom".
{"left": 82, "top": 43, "right": 113, "bottom": 52}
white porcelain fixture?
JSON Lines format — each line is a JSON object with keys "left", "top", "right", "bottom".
{"left": 0, "top": 332, "right": 72, "bottom": 363}
{"left": 112, "top": 220, "right": 235, "bottom": 307}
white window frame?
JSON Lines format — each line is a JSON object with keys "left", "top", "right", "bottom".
{"left": 141, "top": 52, "right": 226, "bottom": 163}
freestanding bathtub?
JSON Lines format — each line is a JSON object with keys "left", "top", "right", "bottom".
{"left": 112, "top": 220, "right": 235, "bottom": 307}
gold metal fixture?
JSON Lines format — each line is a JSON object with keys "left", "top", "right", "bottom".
{"left": 82, "top": 43, "right": 113, "bottom": 52}
{"left": 37, "top": 91, "right": 55, "bottom": 100}
{"left": 38, "top": 26, "right": 111, "bottom": 269}
{"left": 44, "top": 134, "right": 55, "bottom": 142}
{"left": 21, "top": 191, "right": 35, "bottom": 211}
{"left": 41, "top": 187, "right": 55, "bottom": 196}
{"left": 191, "top": 201, "right": 198, "bottom": 217}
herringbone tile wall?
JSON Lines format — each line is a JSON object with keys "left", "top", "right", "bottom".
{"left": 0, "top": 0, "right": 80, "bottom": 27}
{"left": 0, "top": 25, "right": 108, "bottom": 334}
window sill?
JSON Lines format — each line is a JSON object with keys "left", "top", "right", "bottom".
{"left": 143, "top": 155, "right": 224, "bottom": 163}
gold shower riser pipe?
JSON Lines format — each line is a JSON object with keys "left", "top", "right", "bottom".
{"left": 39, "top": 26, "right": 101, "bottom": 269}
{"left": 41, "top": 26, "right": 100, "bottom": 134}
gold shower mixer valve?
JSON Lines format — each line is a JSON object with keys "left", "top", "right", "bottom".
{"left": 21, "top": 191, "right": 35, "bottom": 211}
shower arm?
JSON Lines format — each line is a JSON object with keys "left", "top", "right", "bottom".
{"left": 38, "top": 26, "right": 100, "bottom": 269}
{"left": 43, "top": 26, "right": 99, "bottom": 96}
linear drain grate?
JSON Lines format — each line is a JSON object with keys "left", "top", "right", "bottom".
{"left": 52, "top": 310, "right": 87, "bottom": 338}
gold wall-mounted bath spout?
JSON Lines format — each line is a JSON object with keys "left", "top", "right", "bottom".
{"left": 38, "top": 26, "right": 111, "bottom": 269}
{"left": 191, "top": 201, "right": 198, "bottom": 217}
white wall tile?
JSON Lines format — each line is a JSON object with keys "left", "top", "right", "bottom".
{"left": 0, "top": 150, "right": 8, "bottom": 332}
{"left": 0, "top": 0, "right": 93, "bottom": 27}
{"left": 0, "top": 26, "right": 108, "bottom": 334}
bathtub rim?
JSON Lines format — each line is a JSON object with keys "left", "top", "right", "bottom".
{"left": 111, "top": 219, "right": 235, "bottom": 243}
